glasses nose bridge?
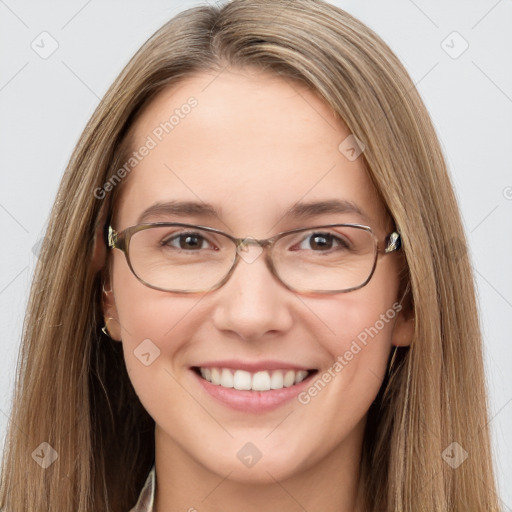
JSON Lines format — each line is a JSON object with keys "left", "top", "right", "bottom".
{"left": 226, "top": 235, "right": 277, "bottom": 282}
{"left": 233, "top": 235, "right": 274, "bottom": 261}
{"left": 234, "top": 235, "right": 273, "bottom": 251}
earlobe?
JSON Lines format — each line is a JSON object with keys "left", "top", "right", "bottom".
{"left": 392, "top": 311, "right": 414, "bottom": 347}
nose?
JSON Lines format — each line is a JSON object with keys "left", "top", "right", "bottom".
{"left": 211, "top": 245, "right": 294, "bottom": 341}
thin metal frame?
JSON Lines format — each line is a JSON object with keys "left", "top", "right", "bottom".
{"left": 106, "top": 222, "right": 401, "bottom": 294}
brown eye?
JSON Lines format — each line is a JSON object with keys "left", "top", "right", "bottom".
{"left": 162, "top": 232, "right": 211, "bottom": 250}
{"left": 296, "top": 232, "right": 349, "bottom": 251}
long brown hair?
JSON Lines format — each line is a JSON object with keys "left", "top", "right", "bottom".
{"left": 0, "top": 1, "right": 501, "bottom": 510}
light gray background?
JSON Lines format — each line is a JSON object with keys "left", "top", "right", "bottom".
{"left": 1, "top": 0, "right": 511, "bottom": 507}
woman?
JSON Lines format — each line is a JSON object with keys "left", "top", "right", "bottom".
{"left": 0, "top": 0, "right": 501, "bottom": 510}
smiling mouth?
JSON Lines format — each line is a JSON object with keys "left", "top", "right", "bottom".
{"left": 192, "top": 366, "right": 318, "bottom": 391}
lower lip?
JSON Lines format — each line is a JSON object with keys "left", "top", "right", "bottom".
{"left": 191, "top": 369, "right": 317, "bottom": 413}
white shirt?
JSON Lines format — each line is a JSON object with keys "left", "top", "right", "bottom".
{"left": 129, "top": 464, "right": 156, "bottom": 512}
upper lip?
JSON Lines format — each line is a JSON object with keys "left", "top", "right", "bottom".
{"left": 192, "top": 359, "right": 316, "bottom": 372}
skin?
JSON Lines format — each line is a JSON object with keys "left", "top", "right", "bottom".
{"left": 99, "top": 67, "right": 414, "bottom": 512}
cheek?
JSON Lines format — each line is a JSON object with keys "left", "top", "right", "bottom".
{"left": 303, "top": 284, "right": 399, "bottom": 349}
{"left": 112, "top": 290, "right": 204, "bottom": 427}
{"left": 111, "top": 257, "right": 202, "bottom": 388}
{"left": 115, "top": 291, "right": 202, "bottom": 367}
{"left": 298, "top": 284, "right": 400, "bottom": 401}
{"left": 295, "top": 296, "right": 398, "bottom": 435}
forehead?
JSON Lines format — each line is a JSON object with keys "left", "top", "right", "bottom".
{"left": 115, "top": 68, "right": 390, "bottom": 236}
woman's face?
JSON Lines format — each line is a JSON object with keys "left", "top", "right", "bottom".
{"left": 104, "top": 67, "right": 411, "bottom": 483}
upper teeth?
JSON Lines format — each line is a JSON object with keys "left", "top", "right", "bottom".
{"left": 199, "top": 367, "right": 309, "bottom": 391}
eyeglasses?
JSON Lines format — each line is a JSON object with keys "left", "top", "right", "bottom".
{"left": 106, "top": 222, "right": 401, "bottom": 294}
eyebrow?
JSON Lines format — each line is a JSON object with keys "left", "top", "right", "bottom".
{"left": 136, "top": 199, "right": 370, "bottom": 225}
{"left": 280, "top": 199, "right": 370, "bottom": 223}
{"left": 137, "top": 200, "right": 218, "bottom": 224}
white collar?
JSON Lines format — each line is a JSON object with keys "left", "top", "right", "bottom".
{"left": 129, "top": 463, "right": 155, "bottom": 512}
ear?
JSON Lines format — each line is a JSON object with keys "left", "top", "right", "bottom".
{"left": 101, "top": 274, "right": 123, "bottom": 342}
{"left": 391, "top": 287, "right": 415, "bottom": 347}
{"left": 93, "top": 205, "right": 123, "bottom": 342}
{"left": 392, "top": 312, "right": 414, "bottom": 347}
